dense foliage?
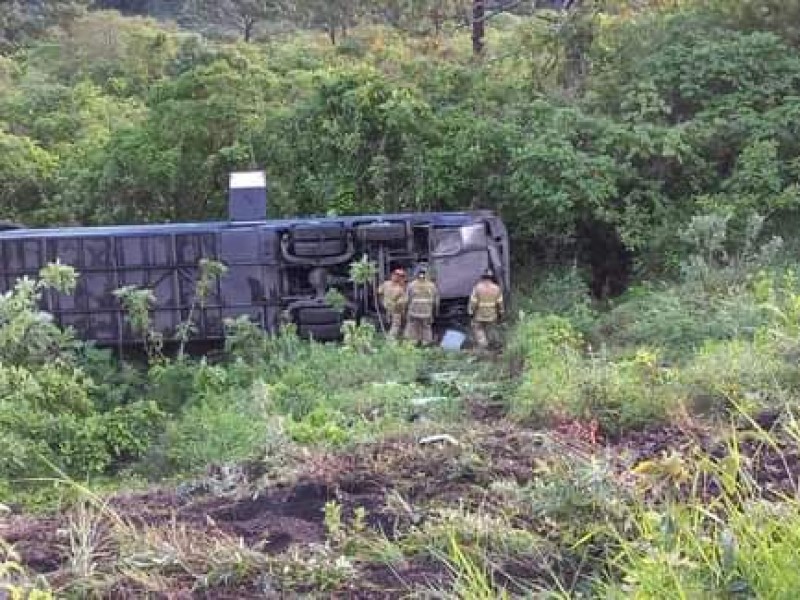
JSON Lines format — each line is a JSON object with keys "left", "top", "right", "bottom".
{"left": 4, "top": 224, "right": 800, "bottom": 596}
{"left": 2, "top": 1, "right": 800, "bottom": 279}
{"left": 5, "top": 1, "right": 800, "bottom": 597}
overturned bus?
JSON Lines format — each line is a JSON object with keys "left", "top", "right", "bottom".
{"left": 0, "top": 171, "right": 510, "bottom": 348}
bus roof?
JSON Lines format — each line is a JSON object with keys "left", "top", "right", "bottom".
{"left": 0, "top": 211, "right": 496, "bottom": 240}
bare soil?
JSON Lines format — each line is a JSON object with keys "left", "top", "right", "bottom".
{"left": 2, "top": 417, "right": 797, "bottom": 597}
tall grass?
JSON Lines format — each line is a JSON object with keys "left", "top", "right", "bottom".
{"left": 602, "top": 414, "right": 800, "bottom": 598}
{"left": 0, "top": 537, "right": 53, "bottom": 599}
{"left": 442, "top": 534, "right": 511, "bottom": 600}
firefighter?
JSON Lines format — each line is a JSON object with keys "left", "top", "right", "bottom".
{"left": 404, "top": 264, "right": 439, "bottom": 345}
{"left": 468, "top": 268, "right": 504, "bottom": 350}
{"left": 377, "top": 268, "right": 407, "bottom": 338}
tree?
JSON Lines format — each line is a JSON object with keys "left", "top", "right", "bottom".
{"left": 708, "top": 0, "right": 800, "bottom": 47}
{"left": 0, "top": 0, "right": 88, "bottom": 51}
{"left": 0, "top": 128, "right": 56, "bottom": 223}
{"left": 39, "top": 11, "right": 179, "bottom": 94}
{"left": 261, "top": 69, "right": 436, "bottom": 215}
{"left": 472, "top": 0, "right": 485, "bottom": 55}
{"left": 369, "top": 0, "right": 469, "bottom": 35}
{"left": 92, "top": 0, "right": 151, "bottom": 14}
{"left": 71, "top": 55, "right": 275, "bottom": 223}
{"left": 189, "top": 0, "right": 284, "bottom": 42}
{"left": 294, "top": 0, "right": 364, "bottom": 44}
{"left": 471, "top": 0, "right": 544, "bottom": 56}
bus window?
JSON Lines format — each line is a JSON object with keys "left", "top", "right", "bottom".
{"left": 432, "top": 228, "right": 462, "bottom": 256}
{"left": 460, "top": 223, "right": 488, "bottom": 251}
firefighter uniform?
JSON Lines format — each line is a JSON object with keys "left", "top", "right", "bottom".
{"left": 378, "top": 269, "right": 407, "bottom": 338}
{"left": 468, "top": 270, "right": 504, "bottom": 350}
{"left": 404, "top": 267, "right": 439, "bottom": 345}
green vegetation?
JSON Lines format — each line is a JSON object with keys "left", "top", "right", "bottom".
{"left": 5, "top": 0, "right": 800, "bottom": 597}
{"left": 1, "top": 0, "right": 798, "bottom": 268}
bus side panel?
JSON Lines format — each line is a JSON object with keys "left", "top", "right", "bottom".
{"left": 261, "top": 229, "right": 283, "bottom": 335}
{"left": 218, "top": 228, "right": 282, "bottom": 336}
{"left": 50, "top": 231, "right": 221, "bottom": 346}
{"left": 174, "top": 232, "right": 222, "bottom": 341}
{"left": 0, "top": 238, "right": 45, "bottom": 288}
{"left": 0, "top": 227, "right": 284, "bottom": 346}
{"left": 53, "top": 236, "right": 119, "bottom": 343}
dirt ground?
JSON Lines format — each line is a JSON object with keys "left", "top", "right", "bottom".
{"left": 2, "top": 416, "right": 797, "bottom": 598}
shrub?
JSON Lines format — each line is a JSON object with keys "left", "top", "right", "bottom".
{"left": 0, "top": 263, "right": 79, "bottom": 367}
{"left": 677, "top": 338, "right": 794, "bottom": 416}
{"left": 510, "top": 316, "right": 678, "bottom": 436}
{"left": 594, "top": 284, "right": 765, "bottom": 357}
{"left": 144, "top": 359, "right": 199, "bottom": 414}
{"left": 0, "top": 426, "right": 54, "bottom": 481}
{"left": 79, "top": 347, "right": 147, "bottom": 412}
{"left": 0, "top": 264, "right": 167, "bottom": 489}
{"left": 287, "top": 407, "right": 351, "bottom": 447}
{"left": 52, "top": 401, "right": 164, "bottom": 476}
{"left": 572, "top": 351, "right": 676, "bottom": 436}
{"left": 509, "top": 315, "right": 587, "bottom": 418}
{"left": 514, "top": 267, "right": 597, "bottom": 334}
{"left": 604, "top": 483, "right": 800, "bottom": 597}
{"left": 269, "top": 364, "right": 328, "bottom": 419}
{"left": 163, "top": 395, "right": 269, "bottom": 471}
{"left": 158, "top": 372, "right": 283, "bottom": 472}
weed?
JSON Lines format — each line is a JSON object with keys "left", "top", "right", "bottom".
{"left": 60, "top": 501, "right": 116, "bottom": 595}
{"left": 270, "top": 545, "right": 357, "bottom": 593}
{"left": 113, "top": 285, "right": 163, "bottom": 360}
{"left": 511, "top": 316, "right": 679, "bottom": 435}
{"left": 403, "top": 504, "right": 548, "bottom": 592}
{"left": 176, "top": 258, "right": 228, "bottom": 359}
{"left": 602, "top": 422, "right": 800, "bottom": 597}
{"left": 514, "top": 266, "right": 597, "bottom": 334}
{"left": 162, "top": 392, "right": 270, "bottom": 471}
{"left": 119, "top": 523, "right": 271, "bottom": 592}
{"left": 0, "top": 538, "right": 52, "bottom": 599}
{"left": 441, "top": 534, "right": 511, "bottom": 599}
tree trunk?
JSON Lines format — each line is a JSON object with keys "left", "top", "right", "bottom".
{"left": 243, "top": 16, "right": 254, "bottom": 42}
{"left": 472, "top": 0, "right": 485, "bottom": 56}
{"left": 432, "top": 5, "right": 442, "bottom": 36}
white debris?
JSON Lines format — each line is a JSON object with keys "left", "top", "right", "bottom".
{"left": 410, "top": 396, "right": 449, "bottom": 407}
{"left": 419, "top": 434, "right": 460, "bottom": 447}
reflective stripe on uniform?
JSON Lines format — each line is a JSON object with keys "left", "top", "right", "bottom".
{"left": 471, "top": 283, "right": 502, "bottom": 322}
{"left": 408, "top": 281, "right": 437, "bottom": 318}
{"left": 381, "top": 281, "right": 406, "bottom": 313}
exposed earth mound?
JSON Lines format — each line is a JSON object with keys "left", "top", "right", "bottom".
{"left": 3, "top": 415, "right": 796, "bottom": 598}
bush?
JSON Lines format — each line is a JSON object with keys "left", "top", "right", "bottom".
{"left": 677, "top": 338, "right": 795, "bottom": 416}
{"left": 509, "top": 317, "right": 585, "bottom": 419}
{"left": 79, "top": 347, "right": 147, "bottom": 411}
{"left": 0, "top": 264, "right": 165, "bottom": 488}
{"left": 514, "top": 267, "right": 597, "bottom": 334}
{"left": 0, "top": 390, "right": 163, "bottom": 479}
{"left": 145, "top": 360, "right": 199, "bottom": 414}
{"left": 53, "top": 401, "right": 164, "bottom": 475}
{"left": 603, "top": 441, "right": 800, "bottom": 598}
{"left": 287, "top": 407, "right": 351, "bottom": 447}
{"left": 137, "top": 324, "right": 433, "bottom": 473}
{"left": 594, "top": 285, "right": 765, "bottom": 357}
{"left": 510, "top": 316, "right": 678, "bottom": 436}
{"left": 163, "top": 393, "right": 269, "bottom": 471}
